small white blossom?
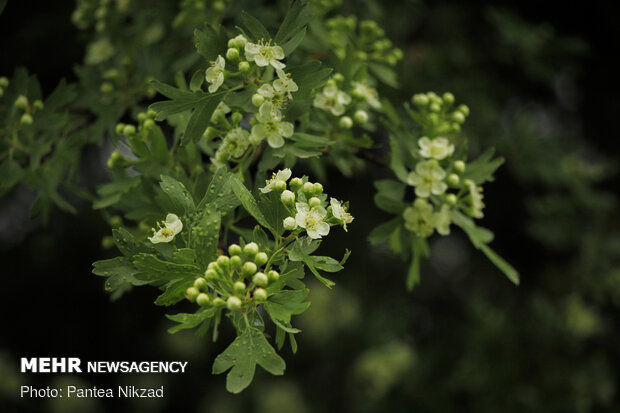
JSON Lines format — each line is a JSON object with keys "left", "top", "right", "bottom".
{"left": 313, "top": 84, "right": 351, "bottom": 116}
{"left": 330, "top": 198, "right": 354, "bottom": 231}
{"left": 402, "top": 198, "right": 435, "bottom": 238}
{"left": 434, "top": 204, "right": 452, "bottom": 235}
{"left": 148, "top": 213, "right": 183, "bottom": 243}
{"left": 250, "top": 102, "right": 294, "bottom": 148}
{"left": 351, "top": 81, "right": 381, "bottom": 110}
{"left": 407, "top": 160, "right": 448, "bottom": 198}
{"left": 418, "top": 137, "right": 455, "bottom": 160}
{"left": 259, "top": 168, "right": 292, "bottom": 193}
{"left": 273, "top": 69, "right": 298, "bottom": 99}
{"left": 205, "top": 55, "right": 225, "bottom": 93}
{"left": 245, "top": 41, "right": 286, "bottom": 69}
{"left": 295, "top": 202, "right": 330, "bottom": 239}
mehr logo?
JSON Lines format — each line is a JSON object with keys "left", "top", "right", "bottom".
{"left": 21, "top": 358, "right": 82, "bottom": 373}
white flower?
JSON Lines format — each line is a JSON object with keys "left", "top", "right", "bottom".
{"left": 273, "top": 69, "right": 298, "bottom": 99}
{"left": 434, "top": 204, "right": 451, "bottom": 235}
{"left": 148, "top": 213, "right": 183, "bottom": 243}
{"left": 407, "top": 160, "right": 448, "bottom": 198}
{"left": 313, "top": 84, "right": 351, "bottom": 116}
{"left": 259, "top": 168, "right": 292, "bottom": 193}
{"left": 418, "top": 137, "right": 455, "bottom": 160}
{"left": 205, "top": 55, "right": 225, "bottom": 93}
{"left": 245, "top": 41, "right": 286, "bottom": 69}
{"left": 295, "top": 202, "right": 330, "bottom": 239}
{"left": 250, "top": 102, "right": 294, "bottom": 148}
{"left": 330, "top": 198, "right": 354, "bottom": 231}
{"left": 351, "top": 81, "right": 381, "bottom": 110}
{"left": 403, "top": 198, "right": 435, "bottom": 238}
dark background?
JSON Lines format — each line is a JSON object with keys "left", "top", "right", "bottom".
{"left": 1, "top": 1, "right": 620, "bottom": 412}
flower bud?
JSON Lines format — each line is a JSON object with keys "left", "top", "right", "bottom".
{"left": 457, "top": 104, "right": 470, "bottom": 116}
{"left": 212, "top": 297, "right": 226, "bottom": 307}
{"left": 243, "top": 242, "right": 259, "bottom": 257}
{"left": 242, "top": 261, "right": 258, "bottom": 277}
{"left": 226, "top": 47, "right": 239, "bottom": 61}
{"left": 196, "top": 293, "right": 210, "bottom": 306}
{"left": 228, "top": 244, "right": 242, "bottom": 256}
{"left": 451, "top": 123, "right": 461, "bottom": 132}
{"left": 100, "top": 82, "right": 114, "bottom": 93}
{"left": 453, "top": 160, "right": 466, "bottom": 173}
{"left": 33, "top": 100, "right": 44, "bottom": 110}
{"left": 239, "top": 61, "right": 251, "bottom": 73}
{"left": 280, "top": 190, "right": 295, "bottom": 206}
{"left": 447, "top": 174, "right": 460, "bottom": 187}
{"left": 332, "top": 73, "right": 344, "bottom": 84}
{"left": 253, "top": 288, "right": 267, "bottom": 302}
{"left": 267, "top": 270, "right": 280, "bottom": 282}
{"left": 252, "top": 272, "right": 268, "bottom": 287}
{"left": 452, "top": 111, "right": 465, "bottom": 124}
{"left": 283, "top": 216, "right": 296, "bottom": 230}
{"left": 123, "top": 124, "right": 136, "bottom": 136}
{"left": 251, "top": 93, "right": 265, "bottom": 107}
{"left": 231, "top": 112, "right": 243, "bottom": 125}
{"left": 14, "top": 95, "right": 28, "bottom": 109}
{"left": 185, "top": 287, "right": 199, "bottom": 302}
{"left": 273, "top": 180, "right": 287, "bottom": 193}
{"left": 289, "top": 177, "right": 303, "bottom": 192}
{"left": 101, "top": 236, "right": 115, "bottom": 249}
{"left": 194, "top": 277, "right": 207, "bottom": 291}
{"left": 303, "top": 182, "right": 315, "bottom": 196}
{"left": 446, "top": 193, "right": 458, "bottom": 205}
{"left": 230, "top": 255, "right": 242, "bottom": 269}
{"left": 0, "top": 89, "right": 4, "bottom": 98}
{"left": 412, "top": 93, "right": 429, "bottom": 107}
{"left": 20, "top": 113, "right": 33, "bottom": 125}
{"left": 313, "top": 183, "right": 323, "bottom": 195}
{"left": 442, "top": 92, "right": 455, "bottom": 105}
{"left": 429, "top": 102, "right": 441, "bottom": 113}
{"left": 234, "top": 281, "right": 246, "bottom": 296}
{"left": 204, "top": 126, "right": 219, "bottom": 139}
{"left": 0, "top": 76, "right": 9, "bottom": 88}
{"left": 216, "top": 255, "right": 230, "bottom": 272}
{"left": 204, "top": 269, "right": 218, "bottom": 281}
{"left": 309, "top": 197, "right": 322, "bottom": 208}
{"left": 227, "top": 296, "right": 242, "bottom": 311}
{"left": 115, "top": 123, "right": 125, "bottom": 135}
{"left": 339, "top": 116, "right": 353, "bottom": 129}
{"left": 354, "top": 110, "right": 368, "bottom": 124}
{"left": 254, "top": 252, "right": 268, "bottom": 266}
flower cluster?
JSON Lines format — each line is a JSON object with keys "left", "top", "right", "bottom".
{"left": 13, "top": 94, "right": 44, "bottom": 126}
{"left": 185, "top": 242, "right": 280, "bottom": 311}
{"left": 259, "top": 169, "right": 354, "bottom": 239}
{"left": 411, "top": 91, "right": 470, "bottom": 135}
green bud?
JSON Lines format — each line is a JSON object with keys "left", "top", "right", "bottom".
{"left": 267, "top": 270, "right": 280, "bottom": 282}
{"left": 216, "top": 255, "right": 230, "bottom": 272}
{"left": 231, "top": 112, "right": 243, "bottom": 125}
{"left": 212, "top": 297, "right": 226, "bottom": 307}
{"left": 254, "top": 252, "right": 268, "bottom": 266}
{"left": 204, "top": 126, "right": 219, "bottom": 139}
{"left": 234, "top": 281, "right": 246, "bottom": 296}
{"left": 452, "top": 111, "right": 465, "bottom": 124}
{"left": 313, "top": 183, "right": 323, "bottom": 195}
{"left": 309, "top": 197, "right": 322, "bottom": 208}
{"left": 252, "top": 93, "right": 265, "bottom": 107}
{"left": 109, "top": 215, "right": 122, "bottom": 227}
{"left": 252, "top": 272, "right": 268, "bottom": 287}
{"left": 103, "top": 69, "right": 119, "bottom": 80}
{"left": 289, "top": 177, "right": 303, "bottom": 192}
{"left": 0, "top": 88, "right": 3, "bottom": 98}
{"left": 227, "top": 244, "right": 241, "bottom": 256}
{"left": 137, "top": 112, "right": 147, "bottom": 122}
{"left": 303, "top": 182, "right": 315, "bottom": 196}
{"left": 447, "top": 173, "right": 460, "bottom": 187}
{"left": 194, "top": 277, "right": 207, "bottom": 291}
{"left": 33, "top": 100, "right": 44, "bottom": 110}
{"left": 0, "top": 76, "right": 9, "bottom": 88}
{"left": 280, "top": 190, "right": 295, "bottom": 206}
{"left": 355, "top": 51, "right": 368, "bottom": 60}
{"left": 239, "top": 61, "right": 251, "bottom": 73}
{"left": 196, "top": 293, "right": 210, "bottom": 306}
{"left": 185, "top": 287, "right": 199, "bottom": 302}
{"left": 123, "top": 124, "right": 136, "bottom": 136}
{"left": 332, "top": 73, "right": 344, "bottom": 84}
{"left": 273, "top": 180, "right": 287, "bottom": 193}
{"left": 100, "top": 82, "right": 114, "bottom": 93}
{"left": 354, "top": 110, "right": 368, "bottom": 124}
{"left": 442, "top": 92, "right": 455, "bottom": 105}
{"left": 457, "top": 104, "right": 470, "bottom": 116}
{"left": 147, "top": 109, "right": 157, "bottom": 118}
{"left": 115, "top": 123, "right": 125, "bottom": 135}
{"left": 227, "top": 296, "right": 242, "bottom": 311}
{"left": 143, "top": 119, "right": 155, "bottom": 130}
{"left": 14, "top": 95, "right": 28, "bottom": 109}
{"left": 244, "top": 242, "right": 259, "bottom": 257}
{"left": 451, "top": 123, "right": 461, "bottom": 132}
{"left": 339, "top": 116, "right": 353, "bottom": 129}
{"left": 226, "top": 47, "right": 239, "bottom": 61}
{"left": 283, "top": 217, "right": 296, "bottom": 230}
{"left": 412, "top": 93, "right": 429, "bottom": 107}
{"left": 429, "top": 102, "right": 441, "bottom": 113}
{"left": 204, "top": 269, "right": 218, "bottom": 281}
{"left": 454, "top": 160, "right": 466, "bottom": 173}
{"left": 253, "top": 288, "right": 267, "bottom": 302}
{"left": 20, "top": 113, "right": 33, "bottom": 125}
{"left": 446, "top": 193, "right": 458, "bottom": 206}
{"left": 101, "top": 236, "right": 115, "bottom": 249}
{"left": 212, "top": 1, "right": 225, "bottom": 12}
{"left": 242, "top": 261, "right": 258, "bottom": 277}
{"left": 230, "top": 255, "right": 242, "bottom": 269}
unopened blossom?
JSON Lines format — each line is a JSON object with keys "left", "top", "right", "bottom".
{"left": 330, "top": 198, "right": 354, "bottom": 231}
{"left": 245, "top": 41, "right": 286, "bottom": 69}
{"left": 407, "top": 160, "right": 448, "bottom": 198}
{"left": 205, "top": 55, "right": 225, "bottom": 93}
{"left": 295, "top": 203, "right": 330, "bottom": 239}
{"left": 418, "top": 137, "right": 455, "bottom": 160}
{"left": 148, "top": 214, "right": 183, "bottom": 243}
{"left": 260, "top": 168, "right": 292, "bottom": 193}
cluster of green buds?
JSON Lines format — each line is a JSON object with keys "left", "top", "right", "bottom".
{"left": 411, "top": 92, "right": 470, "bottom": 135}
{"left": 13, "top": 94, "right": 44, "bottom": 126}
{"left": 325, "top": 16, "right": 403, "bottom": 65}
{"left": 259, "top": 169, "right": 354, "bottom": 238}
{"left": 99, "top": 68, "right": 121, "bottom": 94}
{"left": 185, "top": 242, "right": 280, "bottom": 311}
{"left": 402, "top": 93, "right": 483, "bottom": 238}
{"left": 174, "top": 0, "right": 228, "bottom": 27}
{"left": 108, "top": 109, "right": 161, "bottom": 168}
{"left": 72, "top": 0, "right": 119, "bottom": 32}
{"left": 0, "top": 76, "right": 9, "bottom": 98}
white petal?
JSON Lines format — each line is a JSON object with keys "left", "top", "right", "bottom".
{"left": 276, "top": 168, "right": 292, "bottom": 181}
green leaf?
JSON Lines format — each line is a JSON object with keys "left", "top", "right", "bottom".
{"left": 166, "top": 307, "right": 217, "bottom": 334}
{"left": 230, "top": 176, "right": 276, "bottom": 233}
{"left": 274, "top": 1, "right": 313, "bottom": 44}
{"left": 132, "top": 253, "right": 201, "bottom": 282}
{"left": 92, "top": 257, "right": 149, "bottom": 292}
{"left": 159, "top": 175, "right": 196, "bottom": 215}
{"left": 191, "top": 205, "right": 221, "bottom": 269}
{"left": 462, "top": 148, "right": 505, "bottom": 184}
{"left": 282, "top": 27, "right": 306, "bottom": 56}
{"left": 112, "top": 228, "right": 155, "bottom": 257}
{"left": 407, "top": 237, "right": 429, "bottom": 291}
{"left": 189, "top": 69, "right": 204, "bottom": 92}
{"left": 194, "top": 24, "right": 228, "bottom": 61}
{"left": 374, "top": 180, "right": 407, "bottom": 214}
{"left": 151, "top": 80, "right": 198, "bottom": 101}
{"left": 265, "top": 289, "right": 310, "bottom": 326}
{"left": 368, "top": 217, "right": 402, "bottom": 245}
{"left": 288, "top": 238, "right": 337, "bottom": 288}
{"left": 240, "top": 11, "right": 271, "bottom": 41}
{"left": 212, "top": 327, "right": 285, "bottom": 393}
{"left": 182, "top": 96, "right": 221, "bottom": 146}
{"left": 287, "top": 61, "right": 332, "bottom": 100}
{"left": 479, "top": 244, "right": 520, "bottom": 285}
{"left": 368, "top": 62, "right": 399, "bottom": 88}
